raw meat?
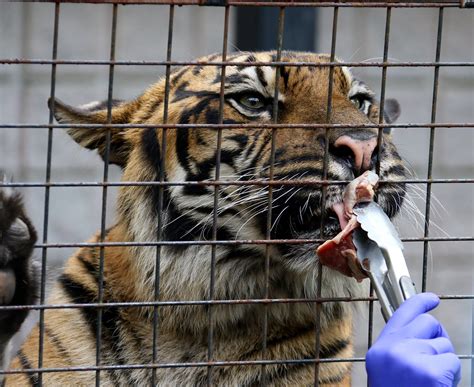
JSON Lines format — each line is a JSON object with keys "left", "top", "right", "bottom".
{"left": 316, "top": 171, "right": 379, "bottom": 281}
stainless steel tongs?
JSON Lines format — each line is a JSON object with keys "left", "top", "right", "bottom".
{"left": 352, "top": 201, "right": 417, "bottom": 322}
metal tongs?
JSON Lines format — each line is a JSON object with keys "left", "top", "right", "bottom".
{"left": 352, "top": 201, "right": 417, "bottom": 322}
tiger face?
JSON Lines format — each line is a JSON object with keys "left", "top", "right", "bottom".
{"left": 52, "top": 51, "right": 406, "bottom": 326}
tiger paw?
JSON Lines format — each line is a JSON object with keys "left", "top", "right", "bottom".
{"left": 0, "top": 182, "right": 37, "bottom": 340}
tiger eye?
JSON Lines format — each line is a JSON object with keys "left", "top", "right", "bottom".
{"left": 239, "top": 94, "right": 265, "bottom": 110}
{"left": 351, "top": 97, "right": 362, "bottom": 110}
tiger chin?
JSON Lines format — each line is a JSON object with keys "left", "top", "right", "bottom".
{"left": 0, "top": 52, "right": 407, "bottom": 386}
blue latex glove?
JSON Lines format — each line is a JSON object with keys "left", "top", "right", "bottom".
{"left": 366, "top": 292, "right": 461, "bottom": 387}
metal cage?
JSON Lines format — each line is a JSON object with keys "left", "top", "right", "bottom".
{"left": 0, "top": 0, "right": 473, "bottom": 386}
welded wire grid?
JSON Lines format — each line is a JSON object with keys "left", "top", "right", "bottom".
{"left": 0, "top": 1, "right": 473, "bottom": 386}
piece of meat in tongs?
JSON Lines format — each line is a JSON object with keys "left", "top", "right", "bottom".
{"left": 316, "top": 171, "right": 379, "bottom": 281}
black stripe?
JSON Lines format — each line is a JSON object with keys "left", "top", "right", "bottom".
{"left": 241, "top": 130, "right": 263, "bottom": 162}
{"left": 217, "top": 247, "right": 264, "bottom": 264}
{"left": 175, "top": 126, "right": 190, "bottom": 172}
{"left": 279, "top": 66, "right": 290, "bottom": 90}
{"left": 182, "top": 184, "right": 209, "bottom": 196}
{"left": 249, "top": 338, "right": 349, "bottom": 385}
{"left": 172, "top": 82, "right": 216, "bottom": 103}
{"left": 205, "top": 108, "right": 219, "bottom": 124}
{"left": 194, "top": 206, "right": 239, "bottom": 217}
{"left": 272, "top": 167, "right": 324, "bottom": 180}
{"left": 319, "top": 338, "right": 350, "bottom": 359}
{"left": 192, "top": 65, "right": 203, "bottom": 75}
{"left": 178, "top": 96, "right": 215, "bottom": 126}
{"left": 228, "top": 134, "right": 248, "bottom": 147}
{"left": 44, "top": 326, "right": 71, "bottom": 362}
{"left": 247, "top": 132, "right": 272, "bottom": 169}
{"left": 59, "top": 275, "right": 133, "bottom": 385}
{"left": 320, "top": 373, "right": 345, "bottom": 385}
{"left": 163, "top": 200, "right": 197, "bottom": 246}
{"left": 141, "top": 127, "right": 171, "bottom": 218}
{"left": 17, "top": 349, "right": 39, "bottom": 387}
{"left": 273, "top": 152, "right": 324, "bottom": 165}
{"left": 140, "top": 97, "right": 162, "bottom": 123}
{"left": 256, "top": 66, "right": 268, "bottom": 88}
{"left": 226, "top": 73, "right": 251, "bottom": 85}
{"left": 385, "top": 163, "right": 405, "bottom": 176}
{"left": 236, "top": 54, "right": 256, "bottom": 70}
{"left": 76, "top": 254, "right": 98, "bottom": 279}
{"left": 206, "top": 53, "right": 221, "bottom": 62}
{"left": 169, "top": 66, "right": 189, "bottom": 88}
{"left": 212, "top": 71, "right": 222, "bottom": 85}
{"left": 176, "top": 96, "right": 217, "bottom": 173}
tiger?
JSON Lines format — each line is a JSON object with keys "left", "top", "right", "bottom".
{"left": 0, "top": 51, "right": 406, "bottom": 386}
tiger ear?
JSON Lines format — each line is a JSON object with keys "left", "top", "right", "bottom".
{"left": 382, "top": 98, "right": 400, "bottom": 134}
{"left": 48, "top": 97, "right": 137, "bottom": 168}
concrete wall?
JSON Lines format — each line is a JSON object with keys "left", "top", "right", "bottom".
{"left": 1, "top": 3, "right": 473, "bottom": 385}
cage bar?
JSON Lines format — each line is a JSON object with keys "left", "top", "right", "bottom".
{"left": 0, "top": 0, "right": 472, "bottom": 385}
{"left": 37, "top": 3, "right": 60, "bottom": 385}
{"left": 421, "top": 7, "right": 444, "bottom": 292}
{"left": 150, "top": 4, "right": 175, "bottom": 385}
{"left": 21, "top": 0, "right": 472, "bottom": 8}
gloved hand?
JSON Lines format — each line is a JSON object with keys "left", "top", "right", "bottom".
{"left": 366, "top": 292, "right": 461, "bottom": 387}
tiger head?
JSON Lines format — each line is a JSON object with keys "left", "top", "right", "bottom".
{"left": 51, "top": 52, "right": 407, "bottom": 331}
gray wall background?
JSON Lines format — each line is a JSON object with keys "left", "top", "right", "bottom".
{"left": 1, "top": 3, "right": 473, "bottom": 385}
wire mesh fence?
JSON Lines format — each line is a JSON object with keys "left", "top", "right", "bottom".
{"left": 0, "top": 0, "right": 473, "bottom": 386}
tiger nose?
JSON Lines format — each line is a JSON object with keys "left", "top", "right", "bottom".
{"left": 333, "top": 135, "right": 378, "bottom": 175}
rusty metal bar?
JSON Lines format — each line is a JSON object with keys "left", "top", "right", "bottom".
{"left": 93, "top": 5, "right": 118, "bottom": 385}
{"left": 15, "top": 0, "right": 469, "bottom": 8}
{"left": 261, "top": 8, "right": 286, "bottom": 385}
{"left": 23, "top": 236, "right": 474, "bottom": 249}
{"left": 2, "top": 59, "right": 473, "bottom": 67}
{"left": 367, "top": 7, "right": 392, "bottom": 367}
{"left": 422, "top": 7, "right": 444, "bottom": 292}
{"left": 150, "top": 5, "right": 175, "bottom": 385}
{"left": 0, "top": 294, "right": 473, "bottom": 313}
{"left": 0, "top": 178, "right": 473, "bottom": 188}
{"left": 1, "top": 354, "right": 473, "bottom": 377}
{"left": 0, "top": 358, "right": 369, "bottom": 377}
{"left": 2, "top": 123, "right": 472, "bottom": 129}
{"left": 206, "top": 6, "right": 230, "bottom": 385}
{"left": 36, "top": 3, "right": 60, "bottom": 385}
{"left": 0, "top": 354, "right": 462, "bottom": 374}
{"left": 314, "top": 6, "right": 339, "bottom": 385}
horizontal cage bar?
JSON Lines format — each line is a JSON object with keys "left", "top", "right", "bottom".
{"left": 2, "top": 59, "right": 474, "bottom": 67}
{"left": 15, "top": 0, "right": 472, "bottom": 8}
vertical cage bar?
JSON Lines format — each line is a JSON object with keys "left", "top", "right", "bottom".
{"left": 37, "top": 3, "right": 60, "bottom": 385}
{"left": 261, "top": 8, "right": 285, "bottom": 385}
{"left": 367, "top": 7, "right": 392, "bottom": 363}
{"left": 206, "top": 6, "right": 230, "bottom": 386}
{"left": 96, "top": 4, "right": 118, "bottom": 386}
{"left": 471, "top": 300, "right": 474, "bottom": 387}
{"left": 151, "top": 4, "right": 174, "bottom": 385}
{"left": 422, "top": 7, "right": 444, "bottom": 292}
{"left": 376, "top": 6, "right": 391, "bottom": 173}
{"left": 314, "top": 6, "right": 338, "bottom": 386}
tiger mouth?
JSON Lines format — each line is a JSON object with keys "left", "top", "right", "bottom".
{"left": 320, "top": 211, "right": 343, "bottom": 238}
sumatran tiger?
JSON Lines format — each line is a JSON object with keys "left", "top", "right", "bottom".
{"left": 0, "top": 52, "right": 406, "bottom": 386}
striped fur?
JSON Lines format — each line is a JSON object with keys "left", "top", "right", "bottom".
{"left": 3, "top": 52, "right": 407, "bottom": 386}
